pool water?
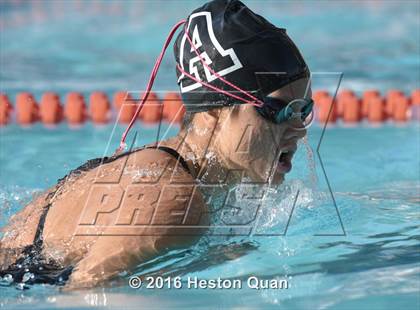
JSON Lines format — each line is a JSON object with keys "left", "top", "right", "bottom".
{"left": 1, "top": 0, "right": 420, "bottom": 309}
{"left": 1, "top": 0, "right": 419, "bottom": 95}
{"left": 1, "top": 123, "right": 419, "bottom": 309}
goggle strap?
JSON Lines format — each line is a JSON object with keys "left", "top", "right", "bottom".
{"left": 182, "top": 23, "right": 264, "bottom": 107}
{"left": 117, "top": 19, "right": 187, "bottom": 153}
{"left": 118, "top": 19, "right": 268, "bottom": 154}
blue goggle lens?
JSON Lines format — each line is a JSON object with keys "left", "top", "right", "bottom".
{"left": 257, "top": 97, "right": 314, "bottom": 124}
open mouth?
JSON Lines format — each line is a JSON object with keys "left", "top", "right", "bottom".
{"left": 277, "top": 150, "right": 295, "bottom": 174}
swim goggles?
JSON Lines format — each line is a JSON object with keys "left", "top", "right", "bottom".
{"left": 256, "top": 96, "right": 314, "bottom": 124}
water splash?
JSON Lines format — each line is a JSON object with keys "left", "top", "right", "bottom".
{"left": 301, "top": 135, "right": 318, "bottom": 189}
{"left": 0, "top": 185, "right": 41, "bottom": 229}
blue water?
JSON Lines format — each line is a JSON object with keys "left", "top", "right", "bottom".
{"left": 1, "top": 1, "right": 420, "bottom": 309}
{"left": 1, "top": 0, "right": 419, "bottom": 95}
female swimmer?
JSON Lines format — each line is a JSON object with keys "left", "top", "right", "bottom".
{"left": 0, "top": 0, "right": 311, "bottom": 288}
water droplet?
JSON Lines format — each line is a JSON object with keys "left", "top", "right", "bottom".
{"left": 118, "top": 270, "right": 128, "bottom": 277}
{"left": 15, "top": 283, "right": 27, "bottom": 290}
{"left": 22, "top": 272, "right": 34, "bottom": 283}
{"left": 1, "top": 274, "right": 12, "bottom": 285}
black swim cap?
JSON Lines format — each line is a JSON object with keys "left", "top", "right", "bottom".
{"left": 174, "top": 0, "right": 310, "bottom": 112}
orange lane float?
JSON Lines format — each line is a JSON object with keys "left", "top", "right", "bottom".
{"left": 337, "top": 89, "right": 356, "bottom": 118}
{"left": 1, "top": 89, "right": 419, "bottom": 126}
{"left": 316, "top": 95, "right": 337, "bottom": 124}
{"left": 113, "top": 91, "right": 136, "bottom": 123}
{"left": 411, "top": 89, "right": 420, "bottom": 105}
{"left": 385, "top": 89, "right": 404, "bottom": 118}
{"left": 0, "top": 93, "right": 13, "bottom": 125}
{"left": 16, "top": 92, "right": 38, "bottom": 125}
{"left": 338, "top": 89, "right": 355, "bottom": 98}
{"left": 312, "top": 90, "right": 329, "bottom": 104}
{"left": 367, "top": 96, "right": 385, "bottom": 123}
{"left": 411, "top": 89, "right": 420, "bottom": 120}
{"left": 65, "top": 92, "right": 87, "bottom": 125}
{"left": 342, "top": 95, "right": 361, "bottom": 123}
{"left": 362, "top": 90, "right": 381, "bottom": 118}
{"left": 89, "top": 91, "right": 110, "bottom": 124}
{"left": 312, "top": 90, "right": 329, "bottom": 112}
{"left": 162, "top": 92, "right": 185, "bottom": 123}
{"left": 138, "top": 91, "right": 163, "bottom": 123}
{"left": 393, "top": 95, "right": 409, "bottom": 122}
{"left": 40, "top": 92, "right": 62, "bottom": 124}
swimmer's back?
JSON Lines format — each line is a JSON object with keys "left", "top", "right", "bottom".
{"left": 0, "top": 146, "right": 207, "bottom": 287}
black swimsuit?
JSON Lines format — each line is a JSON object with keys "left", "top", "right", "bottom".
{"left": 0, "top": 146, "right": 191, "bottom": 286}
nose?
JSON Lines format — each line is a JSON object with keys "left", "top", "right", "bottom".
{"left": 283, "top": 126, "right": 306, "bottom": 140}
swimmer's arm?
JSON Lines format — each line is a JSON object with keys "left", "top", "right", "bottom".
{"left": 66, "top": 163, "right": 208, "bottom": 289}
{"left": 0, "top": 190, "right": 52, "bottom": 268}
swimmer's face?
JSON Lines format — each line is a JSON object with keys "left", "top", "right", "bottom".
{"left": 215, "top": 78, "right": 310, "bottom": 185}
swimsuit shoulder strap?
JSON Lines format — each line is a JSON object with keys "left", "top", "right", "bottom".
{"left": 146, "top": 145, "right": 192, "bottom": 175}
